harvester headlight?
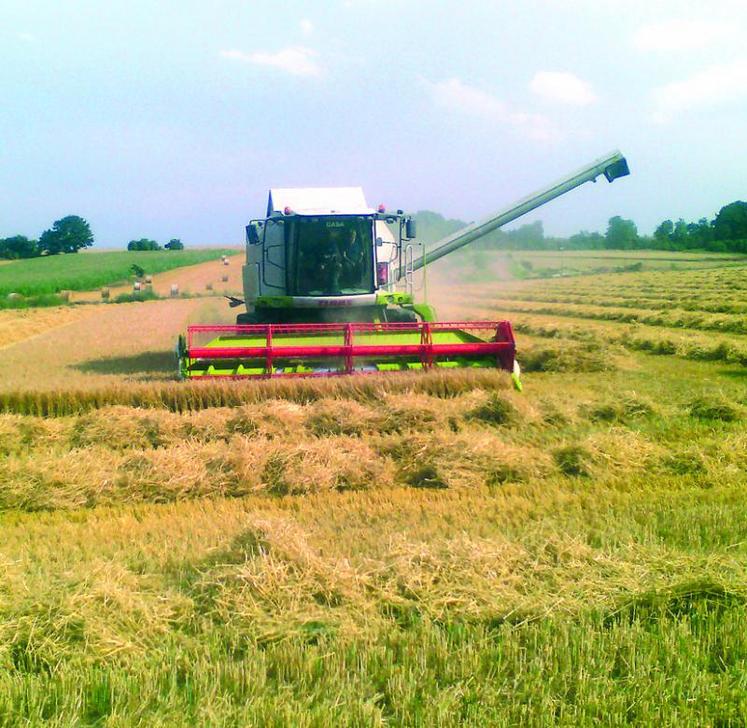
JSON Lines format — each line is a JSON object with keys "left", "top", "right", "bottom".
{"left": 376, "top": 262, "right": 389, "bottom": 286}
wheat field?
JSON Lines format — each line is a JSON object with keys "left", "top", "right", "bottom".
{"left": 2, "top": 255, "right": 747, "bottom": 725}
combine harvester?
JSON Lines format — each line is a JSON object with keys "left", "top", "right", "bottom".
{"left": 178, "top": 151, "right": 630, "bottom": 382}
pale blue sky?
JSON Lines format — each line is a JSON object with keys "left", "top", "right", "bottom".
{"left": 2, "top": 0, "right": 746, "bottom": 245}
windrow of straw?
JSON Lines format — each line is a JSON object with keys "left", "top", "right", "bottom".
{"left": 490, "top": 290, "right": 747, "bottom": 316}
{"left": 0, "top": 369, "right": 513, "bottom": 417}
{"left": 488, "top": 299, "right": 747, "bottom": 337}
{"left": 0, "top": 387, "right": 539, "bottom": 510}
{"left": 1, "top": 391, "right": 531, "bottom": 456}
{"left": 510, "top": 318, "right": 747, "bottom": 367}
{"left": 0, "top": 433, "right": 547, "bottom": 511}
{"left": 4, "top": 381, "right": 746, "bottom": 512}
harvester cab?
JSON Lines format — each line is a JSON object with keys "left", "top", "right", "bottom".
{"left": 178, "top": 151, "right": 630, "bottom": 381}
{"left": 239, "top": 187, "right": 425, "bottom": 325}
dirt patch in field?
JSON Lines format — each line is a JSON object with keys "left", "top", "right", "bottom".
{"left": 0, "top": 306, "right": 98, "bottom": 350}
{"left": 0, "top": 297, "right": 235, "bottom": 390}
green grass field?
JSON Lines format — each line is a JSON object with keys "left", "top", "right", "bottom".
{"left": 0, "top": 249, "right": 238, "bottom": 297}
{"left": 2, "top": 251, "right": 747, "bottom": 725}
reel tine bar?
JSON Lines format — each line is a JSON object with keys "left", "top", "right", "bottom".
{"left": 184, "top": 320, "right": 516, "bottom": 379}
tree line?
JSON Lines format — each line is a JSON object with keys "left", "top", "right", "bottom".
{"left": 572, "top": 200, "right": 747, "bottom": 253}
{"left": 1, "top": 215, "right": 186, "bottom": 259}
{"left": 0, "top": 216, "right": 94, "bottom": 259}
{"left": 127, "top": 238, "right": 183, "bottom": 251}
{"left": 6, "top": 199, "right": 746, "bottom": 260}
{"left": 416, "top": 200, "right": 747, "bottom": 254}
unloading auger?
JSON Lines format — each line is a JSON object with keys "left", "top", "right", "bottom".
{"left": 178, "top": 151, "right": 630, "bottom": 381}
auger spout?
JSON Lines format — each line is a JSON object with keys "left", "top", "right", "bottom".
{"left": 402, "top": 150, "right": 630, "bottom": 276}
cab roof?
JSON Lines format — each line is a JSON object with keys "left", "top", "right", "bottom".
{"left": 267, "top": 187, "right": 373, "bottom": 216}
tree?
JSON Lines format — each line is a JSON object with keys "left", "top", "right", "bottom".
{"left": 687, "top": 218, "right": 713, "bottom": 248}
{"left": 713, "top": 201, "right": 747, "bottom": 241}
{"left": 165, "top": 238, "right": 184, "bottom": 250}
{"left": 507, "top": 221, "right": 544, "bottom": 249}
{"left": 127, "top": 239, "right": 160, "bottom": 251}
{"left": 413, "top": 210, "right": 466, "bottom": 245}
{"left": 0, "top": 235, "right": 38, "bottom": 259}
{"left": 605, "top": 216, "right": 638, "bottom": 249}
{"left": 39, "top": 215, "right": 93, "bottom": 254}
{"left": 670, "top": 218, "right": 689, "bottom": 246}
{"left": 654, "top": 219, "right": 674, "bottom": 243}
{"left": 568, "top": 231, "right": 604, "bottom": 249}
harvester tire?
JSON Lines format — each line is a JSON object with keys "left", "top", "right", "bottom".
{"left": 176, "top": 334, "right": 187, "bottom": 379}
{"left": 384, "top": 307, "right": 418, "bottom": 324}
{"left": 236, "top": 312, "right": 259, "bottom": 325}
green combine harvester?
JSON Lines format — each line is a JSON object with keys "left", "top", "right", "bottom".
{"left": 178, "top": 151, "right": 630, "bottom": 381}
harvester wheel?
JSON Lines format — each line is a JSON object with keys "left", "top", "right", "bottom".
{"left": 176, "top": 334, "right": 187, "bottom": 379}
{"left": 384, "top": 307, "right": 418, "bottom": 324}
{"left": 236, "top": 312, "right": 259, "bottom": 325}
